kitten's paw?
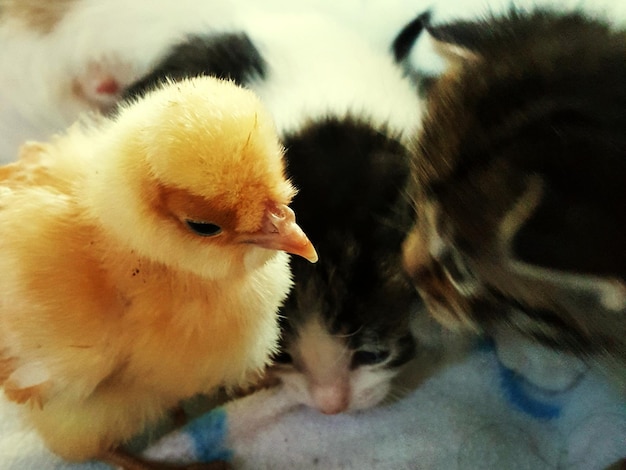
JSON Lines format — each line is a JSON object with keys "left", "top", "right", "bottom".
{"left": 494, "top": 327, "right": 587, "bottom": 391}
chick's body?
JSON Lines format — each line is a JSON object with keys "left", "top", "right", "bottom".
{"left": 0, "top": 77, "right": 316, "bottom": 461}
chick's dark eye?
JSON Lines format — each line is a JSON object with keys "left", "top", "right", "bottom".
{"left": 352, "top": 350, "right": 390, "bottom": 367}
{"left": 271, "top": 351, "right": 293, "bottom": 365}
{"left": 185, "top": 220, "right": 222, "bottom": 237}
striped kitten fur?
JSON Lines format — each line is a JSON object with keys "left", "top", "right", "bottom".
{"left": 399, "top": 9, "right": 626, "bottom": 389}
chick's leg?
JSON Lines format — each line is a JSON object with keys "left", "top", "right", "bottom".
{"left": 102, "top": 449, "right": 231, "bottom": 470}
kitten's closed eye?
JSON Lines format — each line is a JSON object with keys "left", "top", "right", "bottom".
{"left": 272, "top": 348, "right": 391, "bottom": 368}
{"left": 351, "top": 350, "right": 390, "bottom": 367}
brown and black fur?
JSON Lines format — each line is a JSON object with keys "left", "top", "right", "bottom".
{"left": 400, "top": 9, "right": 626, "bottom": 387}
{"left": 278, "top": 116, "right": 419, "bottom": 372}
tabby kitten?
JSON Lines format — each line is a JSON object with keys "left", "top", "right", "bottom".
{"left": 398, "top": 9, "right": 626, "bottom": 390}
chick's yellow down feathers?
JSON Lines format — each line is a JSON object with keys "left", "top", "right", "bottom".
{"left": 0, "top": 76, "right": 317, "bottom": 462}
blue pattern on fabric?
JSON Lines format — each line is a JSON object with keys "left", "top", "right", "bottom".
{"left": 498, "top": 365, "right": 561, "bottom": 420}
{"left": 185, "top": 407, "right": 233, "bottom": 462}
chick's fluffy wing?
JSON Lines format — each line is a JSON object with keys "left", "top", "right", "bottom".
{"left": 0, "top": 142, "right": 121, "bottom": 408}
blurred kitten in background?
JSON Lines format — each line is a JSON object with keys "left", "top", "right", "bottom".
{"left": 395, "top": 7, "right": 626, "bottom": 392}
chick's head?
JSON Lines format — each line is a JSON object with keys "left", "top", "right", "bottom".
{"left": 87, "top": 77, "right": 317, "bottom": 278}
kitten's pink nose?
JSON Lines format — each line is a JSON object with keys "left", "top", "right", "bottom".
{"left": 312, "top": 384, "right": 350, "bottom": 415}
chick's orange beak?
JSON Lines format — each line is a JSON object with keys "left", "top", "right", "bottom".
{"left": 241, "top": 202, "right": 318, "bottom": 263}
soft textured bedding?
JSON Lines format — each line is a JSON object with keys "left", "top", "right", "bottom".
{"left": 1, "top": 344, "right": 624, "bottom": 469}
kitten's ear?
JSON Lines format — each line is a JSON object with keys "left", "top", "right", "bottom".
{"left": 392, "top": 12, "right": 480, "bottom": 92}
{"left": 392, "top": 11, "right": 431, "bottom": 65}
{"left": 422, "top": 24, "right": 481, "bottom": 72}
{"left": 497, "top": 177, "right": 626, "bottom": 313}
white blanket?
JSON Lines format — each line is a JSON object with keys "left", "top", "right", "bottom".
{"left": 143, "top": 344, "right": 626, "bottom": 470}
{"left": 3, "top": 344, "right": 622, "bottom": 469}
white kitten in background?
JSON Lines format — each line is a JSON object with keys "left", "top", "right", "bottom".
{"left": 0, "top": 0, "right": 237, "bottom": 162}
{"left": 0, "top": 0, "right": 431, "bottom": 163}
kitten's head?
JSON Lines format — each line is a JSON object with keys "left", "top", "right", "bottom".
{"left": 400, "top": 9, "right": 626, "bottom": 358}
{"left": 272, "top": 254, "right": 418, "bottom": 414}
{"left": 268, "top": 117, "right": 419, "bottom": 414}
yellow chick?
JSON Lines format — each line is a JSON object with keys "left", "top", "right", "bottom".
{"left": 0, "top": 76, "right": 317, "bottom": 464}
